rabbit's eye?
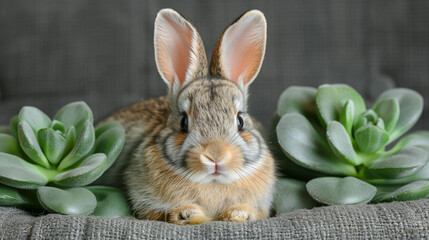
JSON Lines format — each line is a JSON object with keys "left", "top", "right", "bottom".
{"left": 180, "top": 114, "right": 188, "bottom": 133}
{"left": 237, "top": 114, "right": 244, "bottom": 131}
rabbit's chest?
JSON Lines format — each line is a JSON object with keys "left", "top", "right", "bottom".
{"left": 181, "top": 183, "right": 259, "bottom": 218}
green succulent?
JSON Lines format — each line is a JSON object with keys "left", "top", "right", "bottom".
{"left": 0, "top": 102, "right": 130, "bottom": 217}
{"left": 272, "top": 84, "right": 429, "bottom": 214}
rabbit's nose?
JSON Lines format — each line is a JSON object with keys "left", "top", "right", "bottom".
{"left": 201, "top": 141, "right": 230, "bottom": 163}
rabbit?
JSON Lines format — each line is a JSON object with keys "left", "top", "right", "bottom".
{"left": 102, "top": 8, "right": 276, "bottom": 225}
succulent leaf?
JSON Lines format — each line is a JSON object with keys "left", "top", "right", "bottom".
{"left": 0, "top": 133, "right": 22, "bottom": 157}
{"left": 374, "top": 180, "right": 429, "bottom": 203}
{"left": 18, "top": 121, "right": 50, "bottom": 168}
{"left": 95, "top": 121, "right": 121, "bottom": 138}
{"left": 360, "top": 161, "right": 429, "bottom": 186}
{"left": 388, "top": 131, "right": 429, "bottom": 154}
{"left": 353, "top": 117, "right": 368, "bottom": 133}
{"left": 315, "top": 84, "right": 366, "bottom": 127}
{"left": 367, "top": 146, "right": 428, "bottom": 178}
{"left": 272, "top": 178, "right": 320, "bottom": 215}
{"left": 277, "top": 113, "right": 356, "bottom": 176}
{"left": 37, "top": 128, "right": 67, "bottom": 165}
{"left": 360, "top": 109, "right": 378, "bottom": 123}
{"left": 306, "top": 176, "right": 377, "bottom": 205}
{"left": 277, "top": 86, "right": 318, "bottom": 117}
{"left": 326, "top": 121, "right": 359, "bottom": 165}
{"left": 18, "top": 107, "right": 52, "bottom": 133}
{"left": 50, "top": 120, "right": 66, "bottom": 134}
{"left": 64, "top": 126, "right": 77, "bottom": 156}
{"left": 354, "top": 124, "right": 389, "bottom": 153}
{"left": 10, "top": 115, "right": 19, "bottom": 139}
{"left": 269, "top": 116, "right": 328, "bottom": 180}
{"left": 53, "top": 153, "right": 107, "bottom": 187}
{"left": 275, "top": 152, "right": 328, "bottom": 181}
{"left": 37, "top": 186, "right": 97, "bottom": 215}
{"left": 0, "top": 184, "right": 34, "bottom": 207}
{"left": 372, "top": 88, "right": 423, "bottom": 143}
{"left": 54, "top": 101, "right": 93, "bottom": 135}
{"left": 372, "top": 98, "right": 400, "bottom": 133}
{"left": 375, "top": 118, "right": 385, "bottom": 129}
{"left": 93, "top": 122, "right": 125, "bottom": 170}
{"left": 0, "top": 153, "right": 48, "bottom": 189}
{"left": 85, "top": 186, "right": 132, "bottom": 217}
{"left": 406, "top": 162, "right": 429, "bottom": 182}
{"left": 58, "top": 120, "right": 95, "bottom": 170}
{"left": 339, "top": 100, "right": 354, "bottom": 135}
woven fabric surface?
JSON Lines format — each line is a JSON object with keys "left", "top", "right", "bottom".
{"left": 1, "top": 199, "right": 429, "bottom": 239}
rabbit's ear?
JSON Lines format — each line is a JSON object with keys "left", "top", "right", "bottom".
{"left": 154, "top": 9, "right": 208, "bottom": 89}
{"left": 210, "top": 10, "right": 266, "bottom": 87}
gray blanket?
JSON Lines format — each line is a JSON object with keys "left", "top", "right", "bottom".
{"left": 1, "top": 199, "right": 428, "bottom": 239}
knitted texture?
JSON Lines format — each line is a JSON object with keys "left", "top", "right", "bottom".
{"left": 1, "top": 199, "right": 428, "bottom": 239}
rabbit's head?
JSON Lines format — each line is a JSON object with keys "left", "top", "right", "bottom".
{"left": 154, "top": 9, "right": 268, "bottom": 184}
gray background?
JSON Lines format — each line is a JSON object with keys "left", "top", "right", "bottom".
{"left": 1, "top": 0, "right": 428, "bottom": 130}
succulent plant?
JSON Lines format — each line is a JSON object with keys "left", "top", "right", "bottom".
{"left": 272, "top": 84, "right": 429, "bottom": 213}
{"left": 0, "top": 102, "right": 130, "bottom": 217}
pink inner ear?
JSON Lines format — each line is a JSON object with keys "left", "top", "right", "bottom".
{"left": 229, "top": 39, "right": 263, "bottom": 85}
{"left": 221, "top": 16, "right": 265, "bottom": 85}
{"left": 156, "top": 16, "right": 193, "bottom": 85}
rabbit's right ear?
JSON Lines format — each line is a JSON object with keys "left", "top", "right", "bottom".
{"left": 210, "top": 10, "right": 267, "bottom": 89}
{"left": 154, "top": 9, "right": 208, "bottom": 92}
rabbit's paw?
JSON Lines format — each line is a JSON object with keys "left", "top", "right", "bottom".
{"left": 168, "top": 204, "right": 211, "bottom": 225}
{"left": 220, "top": 204, "right": 257, "bottom": 222}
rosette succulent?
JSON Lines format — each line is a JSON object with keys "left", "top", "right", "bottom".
{"left": 0, "top": 102, "right": 130, "bottom": 217}
{"left": 272, "top": 84, "right": 429, "bottom": 213}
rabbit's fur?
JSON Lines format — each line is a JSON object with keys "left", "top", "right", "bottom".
{"left": 102, "top": 9, "right": 276, "bottom": 224}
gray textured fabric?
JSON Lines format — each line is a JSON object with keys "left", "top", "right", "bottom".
{"left": 1, "top": 199, "right": 429, "bottom": 239}
{"left": 1, "top": 0, "right": 429, "bottom": 128}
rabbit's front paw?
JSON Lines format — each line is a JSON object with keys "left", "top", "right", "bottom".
{"left": 220, "top": 204, "right": 257, "bottom": 222}
{"left": 168, "top": 204, "right": 211, "bottom": 225}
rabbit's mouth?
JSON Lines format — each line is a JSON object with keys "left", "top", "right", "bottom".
{"left": 200, "top": 152, "right": 230, "bottom": 176}
{"left": 180, "top": 141, "right": 247, "bottom": 184}
{"left": 212, "top": 162, "right": 221, "bottom": 176}
{"left": 208, "top": 165, "right": 224, "bottom": 177}
{"left": 209, "top": 164, "right": 221, "bottom": 176}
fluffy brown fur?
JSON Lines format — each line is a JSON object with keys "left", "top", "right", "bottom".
{"left": 101, "top": 9, "right": 275, "bottom": 225}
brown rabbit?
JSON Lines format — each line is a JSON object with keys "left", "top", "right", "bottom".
{"left": 102, "top": 8, "right": 275, "bottom": 225}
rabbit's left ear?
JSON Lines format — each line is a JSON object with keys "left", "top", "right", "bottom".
{"left": 210, "top": 10, "right": 267, "bottom": 87}
{"left": 154, "top": 9, "right": 208, "bottom": 90}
